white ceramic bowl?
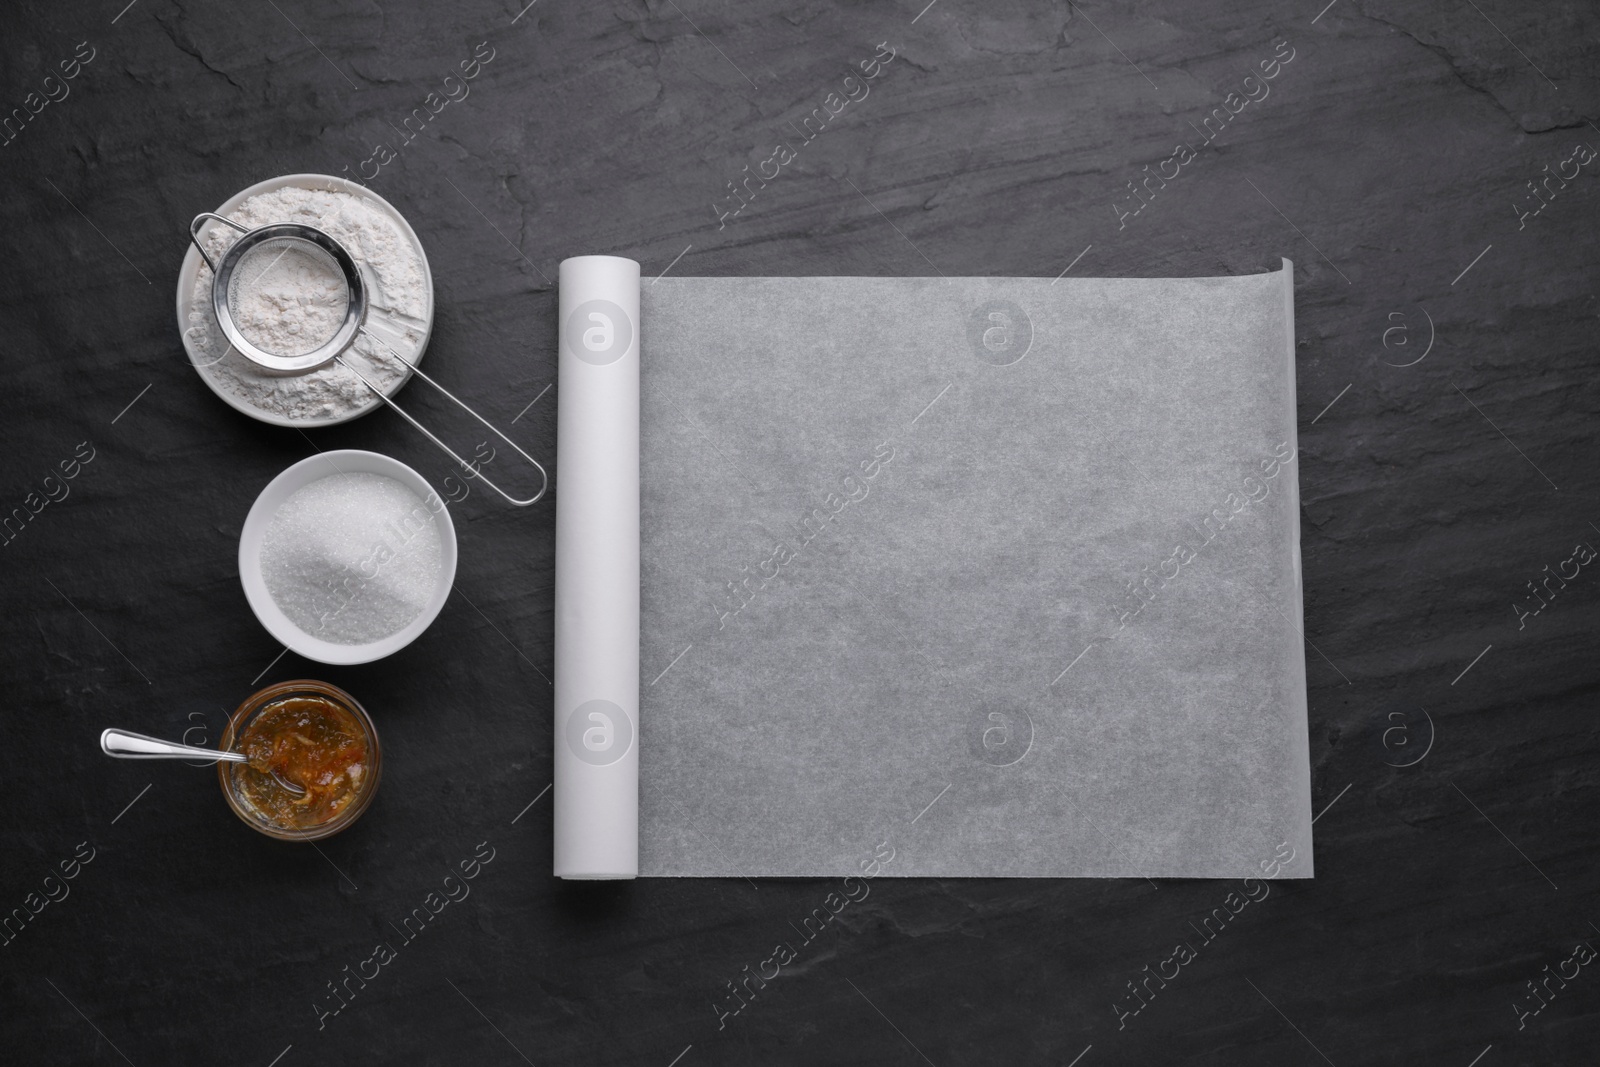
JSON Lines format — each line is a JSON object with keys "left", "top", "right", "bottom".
{"left": 176, "top": 173, "right": 435, "bottom": 428}
{"left": 239, "top": 450, "right": 457, "bottom": 665}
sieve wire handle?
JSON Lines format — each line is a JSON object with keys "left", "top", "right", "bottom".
{"left": 188, "top": 212, "right": 251, "bottom": 273}
{"left": 338, "top": 328, "right": 549, "bottom": 507}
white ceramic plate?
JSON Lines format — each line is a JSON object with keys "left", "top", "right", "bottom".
{"left": 176, "top": 173, "right": 435, "bottom": 428}
{"left": 239, "top": 450, "right": 457, "bottom": 665}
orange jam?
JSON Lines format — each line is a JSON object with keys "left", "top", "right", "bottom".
{"left": 230, "top": 694, "right": 368, "bottom": 830}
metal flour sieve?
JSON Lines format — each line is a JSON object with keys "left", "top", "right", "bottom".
{"left": 189, "top": 212, "right": 547, "bottom": 506}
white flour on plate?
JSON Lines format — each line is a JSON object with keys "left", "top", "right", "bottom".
{"left": 184, "top": 185, "right": 429, "bottom": 421}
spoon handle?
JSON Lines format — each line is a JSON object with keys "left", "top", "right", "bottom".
{"left": 100, "top": 728, "right": 247, "bottom": 763}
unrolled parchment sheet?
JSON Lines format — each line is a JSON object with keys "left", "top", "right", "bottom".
{"left": 637, "top": 261, "right": 1310, "bottom": 878}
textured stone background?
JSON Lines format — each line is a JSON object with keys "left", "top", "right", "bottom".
{"left": 1, "top": 0, "right": 1597, "bottom": 1064}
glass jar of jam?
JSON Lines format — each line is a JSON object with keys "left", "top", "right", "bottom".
{"left": 218, "top": 680, "right": 381, "bottom": 840}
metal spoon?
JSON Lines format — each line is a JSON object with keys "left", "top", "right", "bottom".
{"left": 100, "top": 728, "right": 305, "bottom": 795}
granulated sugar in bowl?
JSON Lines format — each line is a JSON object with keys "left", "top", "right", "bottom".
{"left": 260, "top": 472, "right": 443, "bottom": 646}
{"left": 239, "top": 451, "right": 457, "bottom": 665}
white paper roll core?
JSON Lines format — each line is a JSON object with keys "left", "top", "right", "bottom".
{"left": 554, "top": 255, "right": 640, "bottom": 879}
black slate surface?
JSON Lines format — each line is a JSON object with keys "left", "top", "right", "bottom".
{"left": 1, "top": 1, "right": 1597, "bottom": 1064}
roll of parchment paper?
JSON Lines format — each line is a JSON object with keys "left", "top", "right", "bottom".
{"left": 554, "top": 255, "right": 640, "bottom": 879}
